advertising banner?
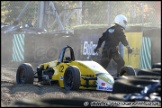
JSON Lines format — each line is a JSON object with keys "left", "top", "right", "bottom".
{"left": 123, "top": 32, "right": 143, "bottom": 68}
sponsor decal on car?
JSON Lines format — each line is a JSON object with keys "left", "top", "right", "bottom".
{"left": 101, "top": 82, "right": 105, "bottom": 86}
{"left": 98, "top": 86, "right": 113, "bottom": 91}
{"left": 96, "top": 77, "right": 113, "bottom": 91}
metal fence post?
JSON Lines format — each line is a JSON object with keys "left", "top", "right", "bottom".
{"left": 37, "top": 1, "right": 44, "bottom": 28}
{"left": 107, "top": 1, "right": 111, "bottom": 27}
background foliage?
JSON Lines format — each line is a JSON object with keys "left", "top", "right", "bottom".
{"left": 1, "top": 1, "right": 161, "bottom": 31}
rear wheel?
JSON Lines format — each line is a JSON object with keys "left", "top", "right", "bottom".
{"left": 63, "top": 66, "right": 80, "bottom": 90}
{"left": 16, "top": 63, "right": 34, "bottom": 84}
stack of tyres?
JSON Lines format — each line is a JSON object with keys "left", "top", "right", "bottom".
{"left": 137, "top": 62, "right": 161, "bottom": 76}
{"left": 107, "top": 63, "right": 161, "bottom": 107}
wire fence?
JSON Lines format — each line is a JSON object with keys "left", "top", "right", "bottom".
{"left": 1, "top": 1, "right": 161, "bottom": 31}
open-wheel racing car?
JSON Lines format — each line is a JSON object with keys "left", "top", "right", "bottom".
{"left": 16, "top": 45, "right": 136, "bottom": 92}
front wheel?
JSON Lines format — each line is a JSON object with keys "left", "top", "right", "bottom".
{"left": 16, "top": 63, "right": 34, "bottom": 84}
{"left": 63, "top": 66, "right": 80, "bottom": 90}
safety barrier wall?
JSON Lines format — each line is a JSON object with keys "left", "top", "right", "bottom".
{"left": 74, "top": 27, "right": 106, "bottom": 62}
{"left": 23, "top": 33, "right": 81, "bottom": 63}
{"left": 1, "top": 33, "right": 13, "bottom": 64}
{"left": 1, "top": 32, "right": 81, "bottom": 65}
{"left": 1, "top": 27, "right": 161, "bottom": 70}
{"left": 26, "top": 34, "right": 81, "bottom": 63}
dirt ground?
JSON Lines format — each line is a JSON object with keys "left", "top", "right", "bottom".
{"left": 1, "top": 63, "right": 112, "bottom": 107}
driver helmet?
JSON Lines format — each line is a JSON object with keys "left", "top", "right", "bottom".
{"left": 114, "top": 14, "right": 127, "bottom": 29}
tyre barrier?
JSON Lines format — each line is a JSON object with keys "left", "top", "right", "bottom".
{"left": 137, "top": 69, "right": 161, "bottom": 76}
{"left": 118, "top": 75, "right": 161, "bottom": 81}
{"left": 112, "top": 77, "right": 160, "bottom": 94}
{"left": 109, "top": 76, "right": 161, "bottom": 106}
{"left": 152, "top": 62, "right": 161, "bottom": 69}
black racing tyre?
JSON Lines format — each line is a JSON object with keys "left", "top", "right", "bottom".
{"left": 112, "top": 78, "right": 160, "bottom": 94}
{"left": 119, "top": 75, "right": 161, "bottom": 81}
{"left": 16, "top": 63, "right": 34, "bottom": 84}
{"left": 119, "top": 66, "right": 136, "bottom": 76}
{"left": 109, "top": 83, "right": 161, "bottom": 102}
{"left": 64, "top": 66, "right": 81, "bottom": 90}
{"left": 152, "top": 63, "right": 161, "bottom": 69}
{"left": 152, "top": 68, "right": 161, "bottom": 74}
{"left": 137, "top": 69, "right": 161, "bottom": 76}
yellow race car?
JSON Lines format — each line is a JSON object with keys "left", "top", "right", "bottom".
{"left": 16, "top": 45, "right": 136, "bottom": 91}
